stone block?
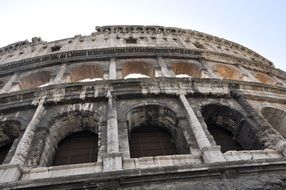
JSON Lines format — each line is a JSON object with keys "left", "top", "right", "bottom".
{"left": 123, "top": 159, "right": 136, "bottom": 170}
{"left": 265, "top": 150, "right": 282, "bottom": 158}
{"left": 250, "top": 151, "right": 268, "bottom": 160}
{"left": 0, "top": 164, "right": 22, "bottom": 183}
{"left": 172, "top": 155, "right": 196, "bottom": 166}
{"left": 22, "top": 167, "right": 50, "bottom": 180}
{"left": 154, "top": 155, "right": 174, "bottom": 167}
{"left": 138, "top": 157, "right": 155, "bottom": 169}
{"left": 202, "top": 146, "right": 225, "bottom": 163}
{"left": 102, "top": 153, "right": 122, "bottom": 172}
{"left": 238, "top": 151, "right": 253, "bottom": 160}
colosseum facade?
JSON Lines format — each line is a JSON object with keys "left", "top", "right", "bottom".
{"left": 0, "top": 25, "right": 286, "bottom": 189}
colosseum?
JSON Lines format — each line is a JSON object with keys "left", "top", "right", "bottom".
{"left": 0, "top": 25, "right": 286, "bottom": 189}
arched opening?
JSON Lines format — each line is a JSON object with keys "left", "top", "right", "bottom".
{"left": 19, "top": 71, "right": 51, "bottom": 89}
{"left": 261, "top": 107, "right": 286, "bottom": 138}
{"left": 0, "top": 120, "right": 21, "bottom": 164}
{"left": 40, "top": 111, "right": 101, "bottom": 167}
{"left": 130, "top": 126, "right": 177, "bottom": 158}
{"left": 127, "top": 105, "right": 188, "bottom": 158}
{"left": 214, "top": 64, "right": 247, "bottom": 81}
{"left": 0, "top": 143, "right": 13, "bottom": 164}
{"left": 122, "top": 61, "right": 155, "bottom": 79}
{"left": 52, "top": 131, "right": 98, "bottom": 166}
{"left": 201, "top": 104, "right": 263, "bottom": 152}
{"left": 69, "top": 65, "right": 104, "bottom": 82}
{"left": 254, "top": 72, "right": 276, "bottom": 85}
{"left": 172, "top": 62, "right": 202, "bottom": 78}
{"left": 207, "top": 124, "right": 242, "bottom": 153}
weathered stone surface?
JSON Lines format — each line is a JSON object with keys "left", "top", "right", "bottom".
{"left": 0, "top": 25, "right": 286, "bottom": 189}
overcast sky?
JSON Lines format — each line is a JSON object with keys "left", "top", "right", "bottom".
{"left": 0, "top": 0, "right": 285, "bottom": 71}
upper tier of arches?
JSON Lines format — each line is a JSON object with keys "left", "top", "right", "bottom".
{"left": 0, "top": 25, "right": 273, "bottom": 69}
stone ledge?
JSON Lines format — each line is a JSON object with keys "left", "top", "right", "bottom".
{"left": 21, "top": 162, "right": 103, "bottom": 180}
{"left": 0, "top": 78, "right": 286, "bottom": 112}
{"left": 224, "top": 149, "right": 283, "bottom": 162}
{"left": 3, "top": 159, "right": 286, "bottom": 189}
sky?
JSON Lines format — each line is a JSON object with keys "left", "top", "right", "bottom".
{"left": 0, "top": 0, "right": 285, "bottom": 71}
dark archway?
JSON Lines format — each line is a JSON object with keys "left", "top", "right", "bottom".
{"left": 0, "top": 143, "right": 13, "bottom": 164}
{"left": 201, "top": 104, "right": 263, "bottom": 152}
{"left": 0, "top": 120, "right": 21, "bottom": 164}
{"left": 207, "top": 124, "right": 242, "bottom": 153}
{"left": 130, "top": 125, "right": 177, "bottom": 158}
{"left": 127, "top": 105, "right": 188, "bottom": 158}
{"left": 52, "top": 131, "right": 98, "bottom": 166}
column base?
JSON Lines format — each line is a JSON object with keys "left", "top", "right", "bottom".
{"left": 276, "top": 140, "right": 286, "bottom": 156}
{"left": 202, "top": 146, "right": 226, "bottom": 163}
{"left": 0, "top": 164, "right": 22, "bottom": 183}
{"left": 102, "top": 153, "right": 123, "bottom": 172}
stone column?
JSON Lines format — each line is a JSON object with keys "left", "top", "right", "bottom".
{"left": 53, "top": 63, "right": 67, "bottom": 84}
{"left": 0, "top": 73, "right": 19, "bottom": 93}
{"left": 157, "top": 56, "right": 174, "bottom": 77}
{"left": 0, "top": 96, "right": 46, "bottom": 183}
{"left": 10, "top": 96, "right": 46, "bottom": 165}
{"left": 109, "top": 58, "right": 117, "bottom": 80}
{"left": 179, "top": 94, "right": 225, "bottom": 163}
{"left": 103, "top": 91, "right": 122, "bottom": 171}
{"left": 118, "top": 120, "right": 130, "bottom": 159}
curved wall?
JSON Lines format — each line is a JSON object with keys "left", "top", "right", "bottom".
{"left": 0, "top": 25, "right": 286, "bottom": 189}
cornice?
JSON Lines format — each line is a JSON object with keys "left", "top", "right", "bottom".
{"left": 0, "top": 25, "right": 272, "bottom": 68}
{"left": 94, "top": 25, "right": 272, "bottom": 65}
{"left": 0, "top": 46, "right": 281, "bottom": 79}
{"left": 0, "top": 78, "right": 285, "bottom": 112}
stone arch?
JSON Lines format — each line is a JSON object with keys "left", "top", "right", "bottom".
{"left": 39, "top": 110, "right": 103, "bottom": 166}
{"left": 213, "top": 64, "right": 247, "bottom": 81}
{"left": 52, "top": 131, "right": 98, "bottom": 166}
{"left": 253, "top": 72, "right": 276, "bottom": 85}
{"left": 122, "top": 61, "right": 155, "bottom": 79}
{"left": 172, "top": 61, "right": 203, "bottom": 78}
{"left": 261, "top": 107, "right": 286, "bottom": 138}
{"left": 125, "top": 104, "right": 189, "bottom": 156}
{"left": 0, "top": 120, "right": 21, "bottom": 164}
{"left": 19, "top": 71, "right": 52, "bottom": 89}
{"left": 201, "top": 103, "right": 263, "bottom": 152}
{"left": 68, "top": 65, "right": 104, "bottom": 82}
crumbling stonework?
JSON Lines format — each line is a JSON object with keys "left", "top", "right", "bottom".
{"left": 0, "top": 25, "right": 286, "bottom": 189}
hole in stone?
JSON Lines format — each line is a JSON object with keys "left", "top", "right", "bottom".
{"left": 51, "top": 45, "right": 61, "bottom": 52}
{"left": 193, "top": 41, "right": 205, "bottom": 49}
{"left": 125, "top": 37, "right": 137, "bottom": 44}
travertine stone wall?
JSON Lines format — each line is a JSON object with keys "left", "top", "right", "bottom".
{"left": 0, "top": 25, "right": 286, "bottom": 189}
